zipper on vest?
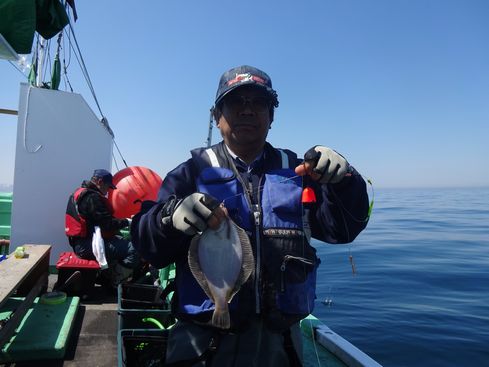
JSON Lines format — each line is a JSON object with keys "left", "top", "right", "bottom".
{"left": 253, "top": 204, "right": 261, "bottom": 313}
{"left": 280, "top": 255, "right": 315, "bottom": 292}
{"left": 254, "top": 173, "right": 264, "bottom": 314}
{"left": 224, "top": 152, "right": 263, "bottom": 314}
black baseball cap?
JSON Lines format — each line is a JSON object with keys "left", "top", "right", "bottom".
{"left": 215, "top": 65, "right": 279, "bottom": 107}
{"left": 93, "top": 169, "right": 116, "bottom": 189}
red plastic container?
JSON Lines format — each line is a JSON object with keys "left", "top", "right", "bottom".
{"left": 55, "top": 252, "right": 100, "bottom": 295}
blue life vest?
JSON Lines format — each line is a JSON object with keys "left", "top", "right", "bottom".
{"left": 174, "top": 143, "right": 320, "bottom": 331}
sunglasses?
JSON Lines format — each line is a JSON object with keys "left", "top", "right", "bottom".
{"left": 223, "top": 95, "right": 272, "bottom": 113}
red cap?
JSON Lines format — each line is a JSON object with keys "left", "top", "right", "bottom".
{"left": 301, "top": 187, "right": 316, "bottom": 203}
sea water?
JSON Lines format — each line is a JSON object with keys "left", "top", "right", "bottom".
{"left": 313, "top": 187, "right": 489, "bottom": 367}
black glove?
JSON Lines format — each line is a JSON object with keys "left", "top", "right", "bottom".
{"left": 304, "top": 146, "right": 350, "bottom": 184}
{"left": 161, "top": 193, "right": 220, "bottom": 236}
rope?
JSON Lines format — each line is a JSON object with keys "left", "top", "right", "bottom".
{"left": 112, "top": 151, "right": 120, "bottom": 172}
{"left": 113, "top": 139, "right": 128, "bottom": 168}
{"left": 62, "top": 27, "right": 74, "bottom": 92}
{"left": 42, "top": 39, "right": 52, "bottom": 85}
{"left": 66, "top": 20, "right": 104, "bottom": 118}
{"left": 64, "top": 14, "right": 128, "bottom": 167}
{"left": 7, "top": 7, "right": 129, "bottom": 169}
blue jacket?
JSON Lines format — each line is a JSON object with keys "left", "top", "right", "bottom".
{"left": 132, "top": 142, "right": 369, "bottom": 330}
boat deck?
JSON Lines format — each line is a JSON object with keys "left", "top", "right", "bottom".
{"left": 61, "top": 299, "right": 119, "bottom": 367}
{"left": 2, "top": 275, "right": 119, "bottom": 367}
{"left": 2, "top": 274, "right": 381, "bottom": 367}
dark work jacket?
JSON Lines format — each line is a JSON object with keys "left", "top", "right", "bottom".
{"left": 131, "top": 142, "right": 370, "bottom": 331}
{"left": 68, "top": 180, "right": 129, "bottom": 244}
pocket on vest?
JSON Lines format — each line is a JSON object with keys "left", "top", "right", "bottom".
{"left": 262, "top": 236, "right": 320, "bottom": 315}
{"left": 262, "top": 170, "right": 302, "bottom": 229}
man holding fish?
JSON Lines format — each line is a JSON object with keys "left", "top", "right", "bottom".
{"left": 132, "top": 65, "right": 369, "bottom": 366}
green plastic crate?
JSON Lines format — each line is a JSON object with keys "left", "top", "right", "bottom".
{"left": 0, "top": 295, "right": 80, "bottom": 363}
{"left": 159, "top": 263, "right": 175, "bottom": 300}
{"left": 118, "top": 329, "right": 168, "bottom": 367}
{"left": 120, "top": 229, "right": 130, "bottom": 241}
{"left": 118, "top": 283, "right": 173, "bottom": 330}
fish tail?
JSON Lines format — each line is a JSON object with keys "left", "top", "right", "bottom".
{"left": 212, "top": 304, "right": 230, "bottom": 329}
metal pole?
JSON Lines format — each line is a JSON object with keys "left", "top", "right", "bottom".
{"left": 0, "top": 109, "right": 18, "bottom": 116}
{"left": 36, "top": 37, "right": 46, "bottom": 87}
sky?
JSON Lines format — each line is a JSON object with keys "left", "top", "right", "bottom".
{"left": 1, "top": 0, "right": 488, "bottom": 189}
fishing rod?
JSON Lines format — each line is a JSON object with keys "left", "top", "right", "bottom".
{"left": 206, "top": 107, "right": 214, "bottom": 148}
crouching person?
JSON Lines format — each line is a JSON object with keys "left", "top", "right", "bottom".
{"left": 65, "top": 169, "right": 140, "bottom": 290}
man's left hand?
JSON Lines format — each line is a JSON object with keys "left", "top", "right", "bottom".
{"left": 295, "top": 146, "right": 350, "bottom": 184}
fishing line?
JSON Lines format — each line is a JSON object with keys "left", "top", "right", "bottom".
{"left": 331, "top": 176, "right": 374, "bottom": 224}
{"left": 333, "top": 176, "right": 374, "bottom": 275}
{"left": 62, "top": 26, "right": 74, "bottom": 92}
{"left": 220, "top": 173, "right": 325, "bottom": 365}
{"left": 219, "top": 171, "right": 374, "bottom": 269}
{"left": 299, "top": 175, "right": 323, "bottom": 366}
{"left": 298, "top": 174, "right": 374, "bottom": 362}
{"left": 215, "top": 162, "right": 324, "bottom": 363}
{"left": 216, "top": 166, "right": 373, "bottom": 365}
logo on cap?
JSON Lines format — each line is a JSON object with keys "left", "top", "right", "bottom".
{"left": 227, "top": 73, "right": 266, "bottom": 87}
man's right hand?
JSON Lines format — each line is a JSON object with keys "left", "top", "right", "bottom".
{"left": 162, "top": 193, "right": 222, "bottom": 236}
{"left": 296, "top": 146, "right": 350, "bottom": 184}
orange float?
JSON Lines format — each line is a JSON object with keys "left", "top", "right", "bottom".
{"left": 108, "top": 166, "right": 162, "bottom": 219}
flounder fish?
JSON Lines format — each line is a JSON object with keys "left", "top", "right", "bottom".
{"left": 188, "top": 217, "right": 254, "bottom": 329}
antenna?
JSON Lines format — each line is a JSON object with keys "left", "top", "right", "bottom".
{"left": 206, "top": 106, "right": 214, "bottom": 148}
